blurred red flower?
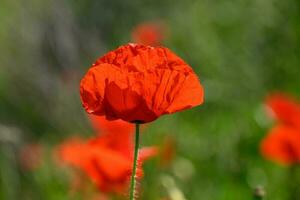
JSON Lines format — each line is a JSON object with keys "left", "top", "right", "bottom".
{"left": 89, "top": 114, "right": 134, "bottom": 136}
{"left": 159, "top": 136, "right": 176, "bottom": 167}
{"left": 89, "top": 115, "right": 135, "bottom": 156}
{"left": 19, "top": 143, "right": 43, "bottom": 171}
{"left": 57, "top": 137, "right": 157, "bottom": 193}
{"left": 56, "top": 116, "right": 157, "bottom": 194}
{"left": 266, "top": 93, "right": 300, "bottom": 129}
{"left": 260, "top": 125, "right": 300, "bottom": 165}
{"left": 80, "top": 43, "right": 204, "bottom": 123}
{"left": 131, "top": 22, "right": 165, "bottom": 46}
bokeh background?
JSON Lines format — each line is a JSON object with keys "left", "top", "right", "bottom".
{"left": 1, "top": 0, "right": 300, "bottom": 199}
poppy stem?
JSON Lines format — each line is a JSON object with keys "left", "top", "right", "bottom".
{"left": 129, "top": 123, "right": 140, "bottom": 200}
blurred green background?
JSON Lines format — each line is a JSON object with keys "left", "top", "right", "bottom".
{"left": 1, "top": 0, "right": 300, "bottom": 199}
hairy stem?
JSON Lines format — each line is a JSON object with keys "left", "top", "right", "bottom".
{"left": 129, "top": 123, "right": 140, "bottom": 200}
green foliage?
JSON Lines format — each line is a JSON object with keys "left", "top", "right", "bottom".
{"left": 0, "top": 0, "right": 300, "bottom": 199}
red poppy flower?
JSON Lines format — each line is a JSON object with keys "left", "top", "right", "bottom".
{"left": 57, "top": 137, "right": 157, "bottom": 193}
{"left": 80, "top": 43, "right": 204, "bottom": 123}
{"left": 260, "top": 125, "right": 300, "bottom": 165}
{"left": 266, "top": 93, "right": 300, "bottom": 129}
{"left": 54, "top": 115, "right": 157, "bottom": 195}
{"left": 131, "top": 22, "right": 165, "bottom": 46}
{"left": 89, "top": 114, "right": 134, "bottom": 135}
{"left": 89, "top": 115, "right": 135, "bottom": 156}
{"left": 159, "top": 136, "right": 176, "bottom": 167}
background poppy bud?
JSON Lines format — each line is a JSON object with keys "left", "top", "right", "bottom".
{"left": 131, "top": 21, "right": 166, "bottom": 46}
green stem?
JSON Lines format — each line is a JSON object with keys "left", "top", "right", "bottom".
{"left": 129, "top": 123, "right": 140, "bottom": 200}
